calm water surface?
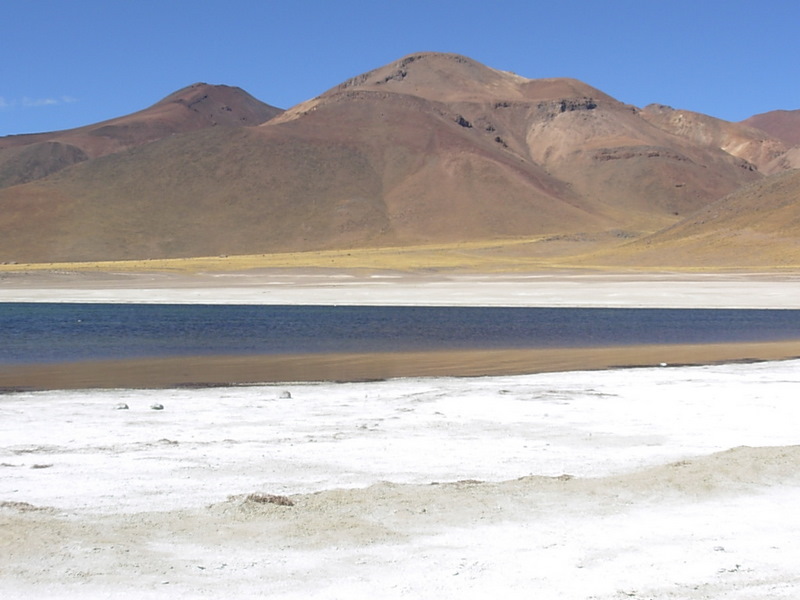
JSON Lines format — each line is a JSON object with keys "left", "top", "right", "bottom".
{"left": 2, "top": 303, "right": 800, "bottom": 365}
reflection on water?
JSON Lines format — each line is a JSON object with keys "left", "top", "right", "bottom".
{"left": 2, "top": 303, "right": 800, "bottom": 365}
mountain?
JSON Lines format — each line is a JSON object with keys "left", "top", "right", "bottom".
{"left": 763, "top": 146, "right": 800, "bottom": 172}
{"left": 585, "top": 169, "right": 800, "bottom": 267}
{"left": 279, "top": 53, "right": 759, "bottom": 230}
{"left": 0, "top": 52, "right": 792, "bottom": 266}
{"left": 741, "top": 109, "right": 800, "bottom": 146}
{"left": 738, "top": 109, "right": 800, "bottom": 172}
{"left": 639, "top": 104, "right": 790, "bottom": 174}
{"left": 0, "top": 83, "right": 282, "bottom": 188}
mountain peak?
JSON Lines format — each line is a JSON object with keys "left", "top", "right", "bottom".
{"left": 0, "top": 82, "right": 284, "bottom": 185}
{"left": 151, "top": 82, "right": 283, "bottom": 125}
{"left": 331, "top": 51, "right": 612, "bottom": 104}
{"left": 271, "top": 52, "right": 617, "bottom": 125}
{"left": 156, "top": 82, "right": 241, "bottom": 105}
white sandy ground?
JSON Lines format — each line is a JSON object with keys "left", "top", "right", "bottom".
{"left": 1, "top": 270, "right": 800, "bottom": 307}
{"left": 2, "top": 360, "right": 800, "bottom": 599}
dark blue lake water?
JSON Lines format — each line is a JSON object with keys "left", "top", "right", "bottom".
{"left": 2, "top": 303, "right": 800, "bottom": 365}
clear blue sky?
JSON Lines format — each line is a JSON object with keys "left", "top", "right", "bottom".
{"left": 2, "top": 0, "right": 798, "bottom": 136}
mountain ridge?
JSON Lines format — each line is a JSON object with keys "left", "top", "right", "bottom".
{"left": 0, "top": 83, "right": 282, "bottom": 188}
{"left": 0, "top": 52, "right": 798, "bottom": 268}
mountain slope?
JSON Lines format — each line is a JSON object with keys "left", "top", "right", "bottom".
{"left": 741, "top": 109, "right": 800, "bottom": 146}
{"left": 282, "top": 53, "right": 759, "bottom": 228}
{"left": 0, "top": 53, "right": 781, "bottom": 265}
{"left": 585, "top": 169, "right": 800, "bottom": 267}
{"left": 0, "top": 101, "right": 609, "bottom": 262}
{"left": 640, "top": 104, "right": 789, "bottom": 173}
{"left": 0, "top": 141, "right": 89, "bottom": 189}
{"left": 0, "top": 83, "right": 282, "bottom": 187}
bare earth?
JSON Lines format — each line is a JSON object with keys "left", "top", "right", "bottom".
{"left": 2, "top": 267, "right": 800, "bottom": 598}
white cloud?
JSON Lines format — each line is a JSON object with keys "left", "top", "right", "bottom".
{"left": 22, "top": 96, "right": 60, "bottom": 107}
{"left": 0, "top": 95, "right": 79, "bottom": 109}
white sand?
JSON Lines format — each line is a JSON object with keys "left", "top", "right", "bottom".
{"left": 2, "top": 360, "right": 800, "bottom": 598}
{"left": 1, "top": 270, "right": 800, "bottom": 307}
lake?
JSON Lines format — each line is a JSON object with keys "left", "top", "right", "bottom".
{"left": 2, "top": 303, "right": 800, "bottom": 365}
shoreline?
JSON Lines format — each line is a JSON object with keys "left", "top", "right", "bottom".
{"left": 3, "top": 339, "right": 799, "bottom": 391}
{"left": 4, "top": 268, "right": 800, "bottom": 390}
{"left": 2, "top": 268, "right": 800, "bottom": 308}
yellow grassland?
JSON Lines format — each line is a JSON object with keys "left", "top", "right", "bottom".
{"left": 1, "top": 237, "right": 799, "bottom": 275}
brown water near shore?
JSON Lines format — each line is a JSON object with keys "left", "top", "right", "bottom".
{"left": 3, "top": 340, "right": 799, "bottom": 391}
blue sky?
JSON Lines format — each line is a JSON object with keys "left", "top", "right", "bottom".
{"left": 2, "top": 0, "right": 798, "bottom": 136}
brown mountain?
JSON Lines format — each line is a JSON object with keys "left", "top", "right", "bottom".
{"left": 640, "top": 104, "right": 789, "bottom": 174}
{"left": 0, "top": 83, "right": 282, "bottom": 188}
{"left": 741, "top": 109, "right": 800, "bottom": 146}
{"left": 0, "top": 53, "right": 780, "bottom": 265}
{"left": 288, "top": 53, "right": 761, "bottom": 225}
{"left": 586, "top": 169, "right": 800, "bottom": 267}
{"left": 739, "top": 109, "right": 800, "bottom": 172}
{"left": 764, "top": 146, "right": 800, "bottom": 172}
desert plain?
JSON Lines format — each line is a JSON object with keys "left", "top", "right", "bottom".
{"left": 2, "top": 263, "right": 800, "bottom": 598}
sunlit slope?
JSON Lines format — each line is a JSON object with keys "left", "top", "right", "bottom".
{"left": 0, "top": 53, "right": 780, "bottom": 266}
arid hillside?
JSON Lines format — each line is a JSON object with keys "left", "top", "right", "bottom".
{"left": 639, "top": 104, "right": 790, "bottom": 173}
{"left": 0, "top": 52, "right": 796, "bottom": 267}
{"left": 0, "top": 83, "right": 282, "bottom": 188}
{"left": 582, "top": 169, "right": 800, "bottom": 268}
{"left": 738, "top": 109, "right": 800, "bottom": 172}
{"left": 742, "top": 109, "right": 800, "bottom": 146}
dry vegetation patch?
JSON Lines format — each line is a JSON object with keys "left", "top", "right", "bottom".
{"left": 242, "top": 493, "right": 295, "bottom": 507}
